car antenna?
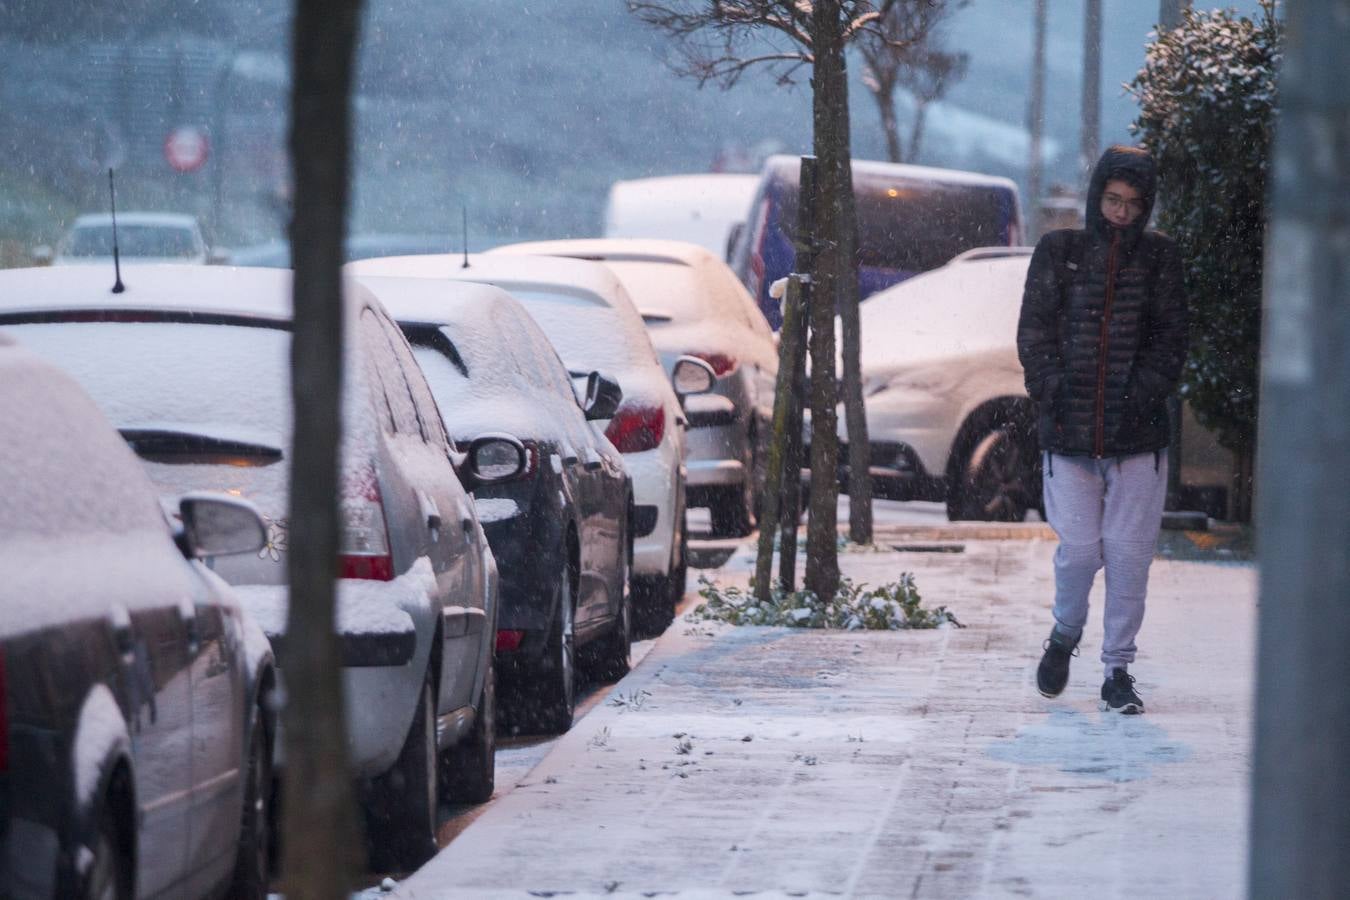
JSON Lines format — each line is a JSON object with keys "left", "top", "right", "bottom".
{"left": 461, "top": 205, "right": 470, "bottom": 269}
{"left": 108, "top": 168, "right": 125, "bottom": 293}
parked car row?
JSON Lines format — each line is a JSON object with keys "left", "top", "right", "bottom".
{"left": 0, "top": 232, "right": 771, "bottom": 895}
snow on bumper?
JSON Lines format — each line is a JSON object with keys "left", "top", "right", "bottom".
{"left": 234, "top": 558, "right": 438, "bottom": 777}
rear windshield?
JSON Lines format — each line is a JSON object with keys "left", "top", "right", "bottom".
{"left": 776, "top": 176, "right": 1011, "bottom": 272}
{"left": 6, "top": 321, "right": 292, "bottom": 440}
{"left": 512, "top": 289, "right": 657, "bottom": 373}
{"left": 64, "top": 224, "right": 200, "bottom": 258}
{"left": 603, "top": 261, "right": 711, "bottom": 323}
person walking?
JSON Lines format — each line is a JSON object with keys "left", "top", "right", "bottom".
{"left": 1017, "top": 145, "right": 1189, "bottom": 714}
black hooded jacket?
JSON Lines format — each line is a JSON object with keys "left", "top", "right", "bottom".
{"left": 1016, "top": 146, "right": 1189, "bottom": 459}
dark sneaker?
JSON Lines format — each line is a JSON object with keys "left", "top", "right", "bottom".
{"left": 1100, "top": 669, "right": 1145, "bottom": 714}
{"left": 1036, "top": 628, "right": 1079, "bottom": 698}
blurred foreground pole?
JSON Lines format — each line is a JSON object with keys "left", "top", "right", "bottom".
{"left": 1026, "top": 0, "right": 1047, "bottom": 242}
{"left": 1079, "top": 0, "right": 1101, "bottom": 177}
{"left": 283, "top": 0, "right": 364, "bottom": 897}
{"left": 1249, "top": 0, "right": 1350, "bottom": 895}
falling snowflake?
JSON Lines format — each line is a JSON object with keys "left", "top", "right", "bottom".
{"left": 258, "top": 517, "right": 289, "bottom": 562}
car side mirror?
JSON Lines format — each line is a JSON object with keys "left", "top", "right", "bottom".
{"left": 672, "top": 356, "right": 716, "bottom": 397}
{"left": 582, "top": 371, "right": 624, "bottom": 421}
{"left": 178, "top": 493, "right": 267, "bottom": 558}
{"left": 464, "top": 434, "right": 527, "bottom": 486}
{"left": 31, "top": 244, "right": 53, "bottom": 265}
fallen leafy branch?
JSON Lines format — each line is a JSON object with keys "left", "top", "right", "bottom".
{"left": 687, "top": 574, "right": 963, "bottom": 630}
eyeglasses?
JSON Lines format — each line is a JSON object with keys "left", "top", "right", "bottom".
{"left": 1103, "top": 192, "right": 1145, "bottom": 215}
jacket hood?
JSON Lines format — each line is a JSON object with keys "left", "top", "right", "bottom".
{"left": 1085, "top": 145, "right": 1158, "bottom": 240}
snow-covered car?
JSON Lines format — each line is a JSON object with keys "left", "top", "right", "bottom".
{"left": 603, "top": 173, "right": 760, "bottom": 261}
{"left": 0, "top": 333, "right": 276, "bottom": 899}
{"left": 0, "top": 264, "right": 525, "bottom": 870}
{"left": 356, "top": 275, "right": 633, "bottom": 733}
{"left": 492, "top": 239, "right": 777, "bottom": 537}
{"left": 34, "top": 212, "right": 219, "bottom": 266}
{"left": 348, "top": 254, "right": 693, "bottom": 631}
{"left": 841, "top": 253, "right": 1041, "bottom": 521}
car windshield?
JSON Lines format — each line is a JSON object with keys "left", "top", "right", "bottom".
{"left": 776, "top": 177, "right": 1009, "bottom": 272}
{"left": 64, "top": 224, "right": 200, "bottom": 258}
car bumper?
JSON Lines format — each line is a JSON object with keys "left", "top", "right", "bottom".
{"left": 621, "top": 444, "right": 680, "bottom": 576}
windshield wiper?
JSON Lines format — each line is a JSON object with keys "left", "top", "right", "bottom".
{"left": 118, "top": 428, "right": 284, "bottom": 461}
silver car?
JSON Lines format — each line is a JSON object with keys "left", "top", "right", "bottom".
{"left": 0, "top": 264, "right": 525, "bottom": 871}
{"left": 490, "top": 239, "right": 778, "bottom": 536}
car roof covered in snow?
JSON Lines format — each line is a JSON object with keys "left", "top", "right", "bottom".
{"left": 488, "top": 237, "right": 718, "bottom": 269}
{"left": 347, "top": 252, "right": 632, "bottom": 306}
{"left": 765, "top": 154, "right": 1019, "bottom": 191}
{"left": 859, "top": 255, "right": 1031, "bottom": 370}
{"left": 70, "top": 211, "right": 201, "bottom": 229}
{"left": 0, "top": 263, "right": 376, "bottom": 323}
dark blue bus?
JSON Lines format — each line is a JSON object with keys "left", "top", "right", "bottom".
{"left": 730, "top": 155, "right": 1022, "bottom": 329}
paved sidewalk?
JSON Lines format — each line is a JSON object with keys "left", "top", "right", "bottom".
{"left": 395, "top": 529, "right": 1256, "bottom": 899}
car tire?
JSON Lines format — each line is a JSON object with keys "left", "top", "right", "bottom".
{"left": 516, "top": 564, "right": 577, "bottom": 735}
{"left": 709, "top": 482, "right": 754, "bottom": 537}
{"left": 586, "top": 556, "right": 632, "bottom": 683}
{"left": 366, "top": 677, "right": 438, "bottom": 872}
{"left": 82, "top": 804, "right": 128, "bottom": 900}
{"left": 947, "top": 426, "right": 1036, "bottom": 522}
{"left": 226, "top": 710, "right": 272, "bottom": 899}
{"left": 633, "top": 511, "right": 685, "bottom": 637}
{"left": 442, "top": 651, "right": 496, "bottom": 805}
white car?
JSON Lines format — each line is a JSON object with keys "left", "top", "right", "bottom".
{"left": 36, "top": 212, "right": 218, "bottom": 266}
{"left": 348, "top": 253, "right": 692, "bottom": 631}
{"left": 603, "top": 173, "right": 760, "bottom": 261}
{"left": 843, "top": 252, "right": 1041, "bottom": 521}
{"left": 0, "top": 264, "right": 521, "bottom": 871}
{"left": 492, "top": 239, "right": 778, "bottom": 537}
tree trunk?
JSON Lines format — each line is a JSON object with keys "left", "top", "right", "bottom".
{"left": 805, "top": 0, "right": 853, "bottom": 599}
{"left": 820, "top": 6, "right": 872, "bottom": 547}
{"left": 754, "top": 274, "right": 807, "bottom": 604}
{"left": 282, "top": 0, "right": 364, "bottom": 896}
{"left": 874, "top": 82, "right": 904, "bottom": 163}
{"left": 909, "top": 100, "right": 930, "bottom": 164}
{"left": 1232, "top": 443, "right": 1255, "bottom": 523}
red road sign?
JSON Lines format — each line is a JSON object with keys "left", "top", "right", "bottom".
{"left": 164, "top": 126, "right": 209, "bottom": 173}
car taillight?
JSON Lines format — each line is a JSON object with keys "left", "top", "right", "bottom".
{"left": 339, "top": 465, "right": 394, "bottom": 581}
{"left": 604, "top": 404, "right": 665, "bottom": 453}
{"left": 495, "top": 629, "right": 524, "bottom": 653}
{"left": 687, "top": 352, "right": 739, "bottom": 377}
{"left": 0, "top": 647, "right": 8, "bottom": 774}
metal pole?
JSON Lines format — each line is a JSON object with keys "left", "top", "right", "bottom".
{"left": 1027, "top": 0, "right": 1047, "bottom": 242}
{"left": 1250, "top": 0, "right": 1350, "bottom": 895}
{"left": 1080, "top": 0, "right": 1102, "bottom": 176}
{"left": 1159, "top": 0, "right": 1191, "bottom": 30}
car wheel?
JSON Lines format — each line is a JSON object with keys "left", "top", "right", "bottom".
{"left": 82, "top": 805, "right": 128, "bottom": 900}
{"left": 947, "top": 426, "right": 1036, "bottom": 522}
{"left": 226, "top": 711, "right": 272, "bottom": 899}
{"left": 709, "top": 481, "right": 754, "bottom": 537}
{"left": 517, "top": 565, "right": 576, "bottom": 735}
{"left": 366, "top": 676, "right": 438, "bottom": 872}
{"left": 442, "top": 651, "right": 496, "bottom": 805}
{"left": 586, "top": 553, "right": 632, "bottom": 683}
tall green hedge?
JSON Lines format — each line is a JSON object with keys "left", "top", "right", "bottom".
{"left": 1128, "top": 1, "right": 1280, "bottom": 482}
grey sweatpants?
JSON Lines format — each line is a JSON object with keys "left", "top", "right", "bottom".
{"left": 1043, "top": 451, "right": 1169, "bottom": 676}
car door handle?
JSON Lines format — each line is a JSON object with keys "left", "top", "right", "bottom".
{"left": 419, "top": 491, "right": 442, "bottom": 540}
{"left": 178, "top": 597, "right": 199, "bottom": 652}
{"left": 109, "top": 604, "right": 134, "bottom": 656}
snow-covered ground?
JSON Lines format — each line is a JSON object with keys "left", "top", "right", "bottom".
{"left": 384, "top": 515, "right": 1256, "bottom": 899}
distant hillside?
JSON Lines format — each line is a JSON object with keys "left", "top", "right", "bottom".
{"left": 0, "top": 0, "right": 1267, "bottom": 252}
